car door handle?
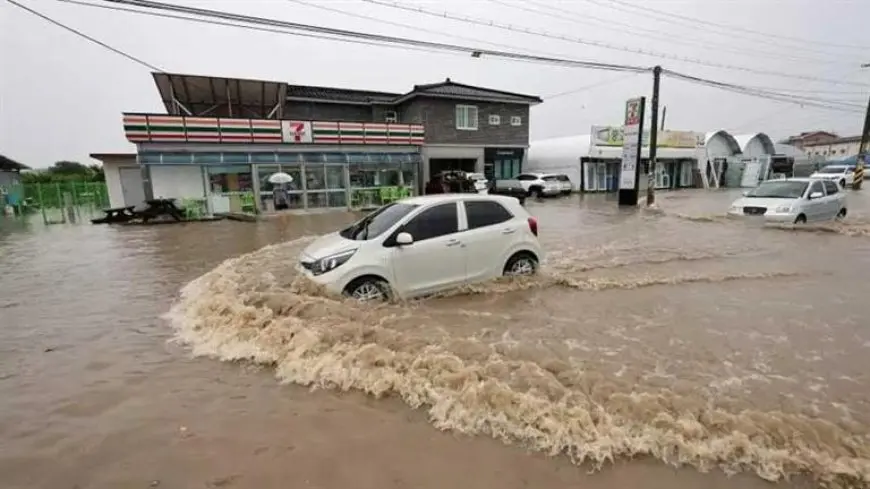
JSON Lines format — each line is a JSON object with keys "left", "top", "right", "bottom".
{"left": 501, "top": 228, "right": 516, "bottom": 234}
{"left": 446, "top": 239, "right": 462, "bottom": 247}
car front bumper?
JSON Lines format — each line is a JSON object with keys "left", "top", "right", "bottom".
{"left": 295, "top": 263, "right": 346, "bottom": 295}
{"left": 727, "top": 210, "right": 796, "bottom": 223}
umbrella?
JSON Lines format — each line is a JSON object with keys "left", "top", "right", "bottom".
{"left": 268, "top": 172, "right": 294, "bottom": 184}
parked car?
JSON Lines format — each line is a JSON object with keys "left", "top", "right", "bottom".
{"left": 542, "top": 173, "right": 574, "bottom": 194}
{"left": 298, "top": 194, "right": 542, "bottom": 301}
{"left": 467, "top": 172, "right": 489, "bottom": 193}
{"left": 727, "top": 177, "right": 847, "bottom": 224}
{"left": 487, "top": 179, "right": 527, "bottom": 205}
{"left": 809, "top": 164, "right": 856, "bottom": 188}
{"left": 516, "top": 173, "right": 562, "bottom": 198}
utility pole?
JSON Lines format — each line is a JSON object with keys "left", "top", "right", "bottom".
{"left": 855, "top": 95, "right": 869, "bottom": 190}
{"left": 646, "top": 66, "right": 662, "bottom": 206}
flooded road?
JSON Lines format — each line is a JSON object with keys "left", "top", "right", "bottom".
{"left": 2, "top": 189, "right": 870, "bottom": 489}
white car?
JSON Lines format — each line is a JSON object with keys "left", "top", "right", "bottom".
{"left": 467, "top": 172, "right": 489, "bottom": 193}
{"left": 298, "top": 194, "right": 543, "bottom": 301}
{"left": 542, "top": 173, "right": 574, "bottom": 194}
{"left": 727, "top": 177, "right": 847, "bottom": 224}
{"left": 516, "top": 173, "right": 562, "bottom": 198}
{"left": 809, "top": 164, "right": 856, "bottom": 188}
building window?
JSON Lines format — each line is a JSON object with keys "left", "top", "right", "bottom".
{"left": 488, "top": 114, "right": 501, "bottom": 125}
{"left": 455, "top": 105, "right": 478, "bottom": 130}
{"left": 510, "top": 116, "right": 522, "bottom": 126}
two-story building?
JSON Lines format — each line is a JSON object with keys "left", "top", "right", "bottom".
{"left": 104, "top": 72, "right": 541, "bottom": 213}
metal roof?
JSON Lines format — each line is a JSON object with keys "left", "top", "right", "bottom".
{"left": 734, "top": 133, "right": 776, "bottom": 155}
{"left": 285, "top": 85, "right": 399, "bottom": 104}
{"left": 0, "top": 154, "right": 30, "bottom": 171}
{"left": 152, "top": 72, "right": 287, "bottom": 118}
{"left": 398, "top": 79, "right": 543, "bottom": 105}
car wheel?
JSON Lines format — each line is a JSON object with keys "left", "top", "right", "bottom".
{"left": 837, "top": 208, "right": 847, "bottom": 220}
{"left": 503, "top": 252, "right": 538, "bottom": 277}
{"left": 344, "top": 276, "right": 391, "bottom": 302}
{"left": 839, "top": 179, "right": 846, "bottom": 188}
{"left": 794, "top": 214, "right": 807, "bottom": 224}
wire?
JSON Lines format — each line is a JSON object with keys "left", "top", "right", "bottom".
{"left": 360, "top": 0, "right": 870, "bottom": 87}
{"left": 662, "top": 69, "right": 866, "bottom": 113}
{"left": 58, "top": 0, "right": 456, "bottom": 57}
{"left": 55, "top": 0, "right": 868, "bottom": 113}
{"left": 544, "top": 73, "right": 641, "bottom": 99}
{"left": 285, "top": 0, "right": 575, "bottom": 61}
{"left": 489, "top": 0, "right": 843, "bottom": 66}
{"left": 84, "top": 0, "right": 649, "bottom": 73}
{"left": 593, "top": 0, "right": 869, "bottom": 52}
{"left": 3, "top": 0, "right": 162, "bottom": 71}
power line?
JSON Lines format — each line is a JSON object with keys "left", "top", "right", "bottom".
{"left": 47, "top": 0, "right": 869, "bottom": 114}
{"left": 89, "top": 0, "right": 648, "bottom": 73}
{"left": 284, "top": 0, "right": 577, "bottom": 61}
{"left": 59, "top": 0, "right": 458, "bottom": 57}
{"left": 3, "top": 0, "right": 161, "bottom": 71}
{"left": 490, "top": 0, "right": 844, "bottom": 67}
{"left": 544, "top": 73, "right": 641, "bottom": 99}
{"left": 600, "top": 0, "right": 870, "bottom": 53}
{"left": 360, "top": 0, "right": 870, "bottom": 87}
{"left": 662, "top": 69, "right": 865, "bottom": 113}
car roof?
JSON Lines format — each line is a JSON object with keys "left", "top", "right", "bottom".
{"left": 819, "top": 165, "right": 847, "bottom": 169}
{"left": 762, "top": 177, "right": 811, "bottom": 183}
{"left": 400, "top": 193, "right": 519, "bottom": 206}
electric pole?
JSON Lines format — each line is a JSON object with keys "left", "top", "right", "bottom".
{"left": 647, "top": 66, "right": 662, "bottom": 206}
{"left": 855, "top": 95, "right": 869, "bottom": 190}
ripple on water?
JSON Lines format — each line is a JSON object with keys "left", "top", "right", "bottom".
{"left": 166, "top": 236, "right": 870, "bottom": 488}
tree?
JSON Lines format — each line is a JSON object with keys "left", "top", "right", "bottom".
{"left": 19, "top": 161, "right": 105, "bottom": 183}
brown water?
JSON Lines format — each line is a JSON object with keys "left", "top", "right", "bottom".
{"left": 2, "top": 189, "right": 870, "bottom": 489}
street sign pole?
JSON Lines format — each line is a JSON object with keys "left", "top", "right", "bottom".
{"left": 618, "top": 97, "right": 646, "bottom": 206}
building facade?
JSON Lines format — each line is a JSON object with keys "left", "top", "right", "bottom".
{"left": 111, "top": 72, "right": 541, "bottom": 213}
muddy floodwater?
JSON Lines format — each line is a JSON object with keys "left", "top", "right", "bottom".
{"left": 2, "top": 189, "right": 870, "bottom": 489}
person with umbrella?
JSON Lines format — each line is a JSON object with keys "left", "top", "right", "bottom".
{"left": 268, "top": 172, "right": 294, "bottom": 210}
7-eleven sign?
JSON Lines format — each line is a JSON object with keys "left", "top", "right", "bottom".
{"left": 624, "top": 98, "right": 642, "bottom": 126}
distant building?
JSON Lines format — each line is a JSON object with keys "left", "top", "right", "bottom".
{"left": 779, "top": 131, "right": 839, "bottom": 150}
{"left": 109, "top": 72, "right": 541, "bottom": 213}
{"left": 0, "top": 153, "right": 29, "bottom": 187}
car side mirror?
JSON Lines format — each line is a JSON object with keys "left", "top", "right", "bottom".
{"left": 395, "top": 232, "right": 414, "bottom": 246}
{"left": 809, "top": 191, "right": 823, "bottom": 200}
{"left": 742, "top": 190, "right": 749, "bottom": 196}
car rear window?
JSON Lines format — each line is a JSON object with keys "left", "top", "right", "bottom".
{"left": 465, "top": 200, "right": 514, "bottom": 229}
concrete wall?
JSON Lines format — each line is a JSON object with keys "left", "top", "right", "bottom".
{"left": 149, "top": 165, "right": 204, "bottom": 200}
{"left": 398, "top": 97, "right": 530, "bottom": 146}
{"left": 91, "top": 154, "right": 137, "bottom": 208}
{"left": 282, "top": 101, "right": 373, "bottom": 122}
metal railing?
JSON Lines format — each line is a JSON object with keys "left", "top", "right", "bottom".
{"left": 1, "top": 182, "right": 110, "bottom": 224}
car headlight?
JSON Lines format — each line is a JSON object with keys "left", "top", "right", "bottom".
{"left": 775, "top": 204, "right": 792, "bottom": 213}
{"left": 729, "top": 205, "right": 741, "bottom": 213}
{"left": 311, "top": 249, "right": 356, "bottom": 276}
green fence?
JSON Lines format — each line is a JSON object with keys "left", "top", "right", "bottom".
{"left": 2, "top": 182, "right": 110, "bottom": 224}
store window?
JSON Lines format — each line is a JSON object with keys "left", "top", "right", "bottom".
{"left": 207, "top": 164, "right": 254, "bottom": 213}
{"left": 348, "top": 153, "right": 404, "bottom": 209}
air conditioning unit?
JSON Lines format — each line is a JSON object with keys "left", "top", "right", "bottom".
{"left": 384, "top": 111, "right": 398, "bottom": 123}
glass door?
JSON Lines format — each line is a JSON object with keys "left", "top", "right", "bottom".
{"left": 325, "top": 164, "right": 347, "bottom": 208}
{"left": 597, "top": 163, "right": 607, "bottom": 191}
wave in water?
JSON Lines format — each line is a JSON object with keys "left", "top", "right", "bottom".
{"left": 165, "top": 237, "right": 870, "bottom": 488}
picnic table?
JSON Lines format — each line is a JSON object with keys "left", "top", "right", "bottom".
{"left": 140, "top": 198, "right": 184, "bottom": 223}
{"left": 91, "top": 206, "right": 136, "bottom": 224}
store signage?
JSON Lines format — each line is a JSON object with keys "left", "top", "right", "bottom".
{"left": 619, "top": 98, "right": 645, "bottom": 191}
{"left": 281, "top": 121, "right": 313, "bottom": 143}
{"left": 592, "top": 125, "right": 702, "bottom": 149}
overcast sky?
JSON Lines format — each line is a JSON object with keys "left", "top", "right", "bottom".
{"left": 1, "top": 0, "right": 868, "bottom": 168}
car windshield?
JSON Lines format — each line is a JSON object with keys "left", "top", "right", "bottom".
{"left": 817, "top": 166, "right": 846, "bottom": 174}
{"left": 542, "top": 176, "right": 558, "bottom": 181}
{"left": 339, "top": 203, "right": 418, "bottom": 240}
{"left": 746, "top": 181, "right": 808, "bottom": 199}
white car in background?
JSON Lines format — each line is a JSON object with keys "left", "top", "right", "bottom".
{"left": 298, "top": 194, "right": 543, "bottom": 301}
{"left": 727, "top": 177, "right": 847, "bottom": 224}
{"left": 542, "top": 173, "right": 574, "bottom": 194}
{"left": 516, "top": 173, "right": 562, "bottom": 198}
{"left": 467, "top": 172, "right": 489, "bottom": 193}
{"left": 809, "top": 164, "right": 856, "bottom": 188}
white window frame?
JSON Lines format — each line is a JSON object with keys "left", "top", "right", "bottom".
{"left": 510, "top": 116, "right": 522, "bottom": 126}
{"left": 488, "top": 114, "right": 501, "bottom": 126}
{"left": 455, "top": 105, "right": 479, "bottom": 131}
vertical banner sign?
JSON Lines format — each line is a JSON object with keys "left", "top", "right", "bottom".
{"left": 619, "top": 97, "right": 644, "bottom": 191}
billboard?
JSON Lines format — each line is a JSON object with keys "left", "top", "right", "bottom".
{"left": 591, "top": 125, "right": 702, "bottom": 148}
